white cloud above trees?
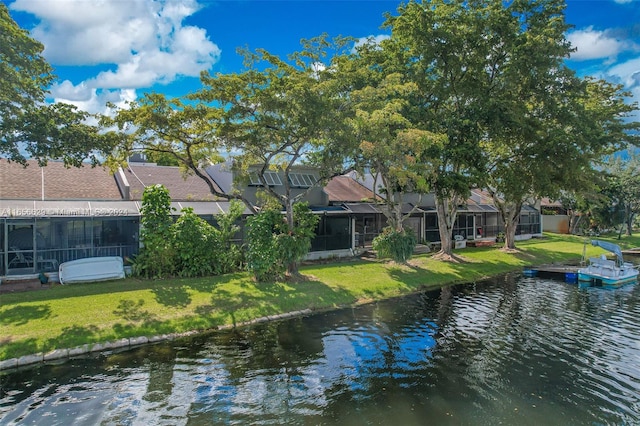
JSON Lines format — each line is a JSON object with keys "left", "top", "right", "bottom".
{"left": 567, "top": 24, "right": 640, "bottom": 121}
{"left": 567, "top": 26, "right": 628, "bottom": 61}
{"left": 10, "top": 0, "right": 220, "bottom": 114}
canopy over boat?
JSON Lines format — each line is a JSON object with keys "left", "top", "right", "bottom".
{"left": 591, "top": 240, "right": 623, "bottom": 264}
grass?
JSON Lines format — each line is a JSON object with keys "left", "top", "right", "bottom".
{"left": 1, "top": 232, "right": 639, "bottom": 361}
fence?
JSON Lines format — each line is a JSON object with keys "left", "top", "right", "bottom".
{"left": 4, "top": 244, "right": 138, "bottom": 275}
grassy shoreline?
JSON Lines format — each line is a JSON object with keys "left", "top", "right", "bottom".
{"left": 1, "top": 233, "right": 638, "bottom": 362}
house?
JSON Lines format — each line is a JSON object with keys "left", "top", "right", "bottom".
{"left": 0, "top": 158, "right": 543, "bottom": 283}
{"left": 323, "top": 175, "right": 384, "bottom": 247}
{"left": 121, "top": 160, "right": 249, "bottom": 224}
{"left": 0, "top": 159, "right": 232, "bottom": 281}
{"left": 206, "top": 162, "right": 356, "bottom": 259}
{"left": 0, "top": 159, "right": 140, "bottom": 279}
{"left": 331, "top": 173, "right": 541, "bottom": 246}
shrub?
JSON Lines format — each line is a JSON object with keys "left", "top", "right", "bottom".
{"left": 246, "top": 209, "right": 285, "bottom": 282}
{"left": 171, "top": 208, "right": 218, "bottom": 277}
{"left": 134, "top": 187, "right": 246, "bottom": 279}
{"left": 209, "top": 200, "right": 245, "bottom": 275}
{"left": 134, "top": 185, "right": 176, "bottom": 278}
{"left": 372, "top": 227, "right": 417, "bottom": 263}
{"left": 245, "top": 202, "right": 319, "bottom": 282}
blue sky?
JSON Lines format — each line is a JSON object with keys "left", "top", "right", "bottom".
{"left": 5, "top": 0, "right": 640, "bottom": 121}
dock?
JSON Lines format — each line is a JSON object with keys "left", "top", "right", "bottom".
{"left": 523, "top": 265, "right": 580, "bottom": 282}
{"left": 622, "top": 248, "right": 640, "bottom": 256}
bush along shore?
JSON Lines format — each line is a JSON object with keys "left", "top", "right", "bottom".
{"left": 2, "top": 233, "right": 638, "bottom": 370}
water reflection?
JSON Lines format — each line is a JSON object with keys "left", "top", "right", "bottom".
{"left": 1, "top": 273, "right": 640, "bottom": 425}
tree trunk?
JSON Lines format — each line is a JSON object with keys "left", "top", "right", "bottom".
{"left": 285, "top": 200, "right": 298, "bottom": 275}
{"left": 568, "top": 211, "right": 582, "bottom": 235}
{"left": 380, "top": 191, "right": 406, "bottom": 232}
{"left": 435, "top": 194, "right": 459, "bottom": 256}
{"left": 503, "top": 213, "right": 518, "bottom": 250}
{"left": 625, "top": 206, "right": 634, "bottom": 236}
{"left": 498, "top": 201, "right": 522, "bottom": 250}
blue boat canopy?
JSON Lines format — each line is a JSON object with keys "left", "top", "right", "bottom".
{"left": 591, "top": 240, "right": 623, "bottom": 264}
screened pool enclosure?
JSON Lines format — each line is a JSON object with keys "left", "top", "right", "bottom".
{"left": 0, "top": 201, "right": 140, "bottom": 277}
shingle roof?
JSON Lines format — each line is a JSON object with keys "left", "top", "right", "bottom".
{"left": 0, "top": 159, "right": 123, "bottom": 200}
{"left": 324, "top": 175, "right": 380, "bottom": 203}
{"left": 125, "top": 164, "right": 220, "bottom": 201}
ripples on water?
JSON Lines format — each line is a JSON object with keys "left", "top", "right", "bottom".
{"left": 1, "top": 274, "right": 640, "bottom": 425}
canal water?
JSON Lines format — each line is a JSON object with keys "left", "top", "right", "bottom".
{"left": 1, "top": 273, "right": 639, "bottom": 425}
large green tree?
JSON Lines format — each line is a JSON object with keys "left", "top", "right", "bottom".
{"left": 472, "top": 0, "right": 640, "bottom": 250}
{"left": 348, "top": 71, "right": 444, "bottom": 234}
{"left": 478, "top": 0, "right": 581, "bottom": 250}
{"left": 1, "top": 4, "right": 106, "bottom": 166}
{"left": 102, "top": 93, "right": 255, "bottom": 209}
{"left": 603, "top": 152, "right": 640, "bottom": 237}
{"left": 485, "top": 76, "right": 639, "bottom": 249}
{"left": 195, "top": 36, "right": 356, "bottom": 274}
{"left": 383, "top": 0, "right": 492, "bottom": 258}
{"left": 384, "top": 0, "right": 640, "bottom": 253}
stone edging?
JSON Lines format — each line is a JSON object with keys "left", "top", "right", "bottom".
{"left": 0, "top": 309, "right": 313, "bottom": 372}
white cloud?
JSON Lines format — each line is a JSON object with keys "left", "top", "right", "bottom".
{"left": 568, "top": 26, "right": 627, "bottom": 61}
{"left": 602, "top": 56, "right": 640, "bottom": 123}
{"left": 50, "top": 83, "right": 138, "bottom": 117}
{"left": 51, "top": 80, "right": 93, "bottom": 102}
{"left": 10, "top": 0, "right": 220, "bottom": 95}
{"left": 608, "top": 57, "right": 640, "bottom": 87}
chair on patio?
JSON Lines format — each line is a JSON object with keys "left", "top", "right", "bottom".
{"left": 8, "top": 248, "right": 34, "bottom": 268}
{"left": 37, "top": 256, "right": 59, "bottom": 272}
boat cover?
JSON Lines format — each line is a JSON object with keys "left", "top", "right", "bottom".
{"left": 591, "top": 240, "right": 623, "bottom": 264}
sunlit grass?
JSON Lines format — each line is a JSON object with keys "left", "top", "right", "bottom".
{"left": 1, "top": 232, "right": 638, "bottom": 361}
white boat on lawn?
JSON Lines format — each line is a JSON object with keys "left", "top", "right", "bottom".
{"left": 578, "top": 240, "right": 639, "bottom": 287}
{"left": 59, "top": 256, "right": 125, "bottom": 285}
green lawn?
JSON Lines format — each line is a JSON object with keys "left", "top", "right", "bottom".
{"left": 1, "top": 232, "right": 639, "bottom": 361}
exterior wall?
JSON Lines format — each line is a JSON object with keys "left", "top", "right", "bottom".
{"left": 542, "top": 215, "right": 570, "bottom": 234}
{"left": 405, "top": 216, "right": 422, "bottom": 242}
{"left": 304, "top": 248, "right": 356, "bottom": 261}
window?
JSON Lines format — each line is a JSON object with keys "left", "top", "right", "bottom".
{"left": 249, "top": 171, "right": 282, "bottom": 186}
{"left": 288, "top": 173, "right": 316, "bottom": 188}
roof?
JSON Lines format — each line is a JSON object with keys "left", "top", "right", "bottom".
{"left": 0, "top": 199, "right": 256, "bottom": 218}
{"left": 0, "top": 159, "right": 123, "bottom": 200}
{"left": 125, "top": 164, "right": 221, "bottom": 201}
{"left": 462, "top": 200, "right": 499, "bottom": 213}
{"left": 0, "top": 199, "right": 140, "bottom": 217}
{"left": 205, "top": 162, "right": 234, "bottom": 194}
{"left": 540, "top": 198, "right": 564, "bottom": 208}
{"left": 469, "top": 188, "right": 494, "bottom": 205}
{"left": 521, "top": 204, "right": 539, "bottom": 213}
{"left": 343, "top": 202, "right": 382, "bottom": 214}
{"left": 344, "top": 171, "right": 386, "bottom": 197}
{"left": 324, "top": 175, "right": 380, "bottom": 203}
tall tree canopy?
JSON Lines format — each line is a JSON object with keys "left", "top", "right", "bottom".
{"left": 345, "top": 65, "right": 444, "bottom": 234}
{"left": 383, "top": 0, "right": 496, "bottom": 257}
{"left": 102, "top": 93, "right": 248, "bottom": 207}
{"left": 602, "top": 152, "right": 640, "bottom": 237}
{"left": 194, "top": 36, "right": 356, "bottom": 272}
{"left": 382, "top": 0, "right": 640, "bottom": 253}
{"left": 1, "top": 4, "right": 107, "bottom": 166}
